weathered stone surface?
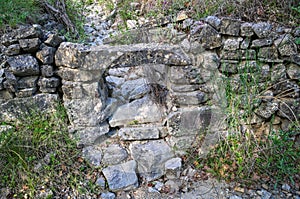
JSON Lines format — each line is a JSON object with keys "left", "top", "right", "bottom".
{"left": 106, "top": 76, "right": 125, "bottom": 89}
{"left": 109, "top": 96, "right": 164, "bottom": 127}
{"left": 274, "top": 34, "right": 298, "bottom": 56}
{"left": 197, "top": 24, "right": 222, "bottom": 49}
{"left": 258, "top": 46, "right": 278, "bottom": 60}
{"left": 287, "top": 63, "right": 300, "bottom": 79}
{"left": 7, "top": 55, "right": 39, "bottom": 76}
{"left": 40, "top": 65, "right": 54, "bottom": 77}
{"left": 255, "top": 102, "right": 279, "bottom": 119}
{"left": 102, "top": 160, "right": 138, "bottom": 191}
{"left": 0, "top": 90, "right": 14, "bottom": 100}
{"left": 36, "top": 45, "right": 56, "bottom": 64}
{"left": 167, "top": 107, "right": 211, "bottom": 137}
{"left": 62, "top": 81, "right": 104, "bottom": 100}
{"left": 252, "top": 22, "right": 272, "bottom": 38}
{"left": 101, "top": 192, "right": 116, "bottom": 199}
{"left": 19, "top": 38, "right": 41, "bottom": 52}
{"left": 165, "top": 157, "right": 182, "bottom": 179}
{"left": 120, "top": 78, "right": 147, "bottom": 99}
{"left": 72, "top": 123, "right": 110, "bottom": 146}
{"left": 220, "top": 60, "right": 238, "bottom": 74}
{"left": 240, "top": 38, "right": 251, "bottom": 49}
{"left": 0, "top": 94, "right": 59, "bottom": 122}
{"left": 289, "top": 54, "right": 300, "bottom": 65}
{"left": 273, "top": 80, "right": 299, "bottom": 98}
{"left": 223, "top": 38, "right": 241, "bottom": 51}
{"left": 270, "top": 64, "right": 286, "bottom": 82}
{"left": 64, "top": 98, "right": 103, "bottom": 127}
{"left": 15, "top": 88, "right": 37, "bottom": 98}
{"left": 17, "top": 76, "right": 39, "bottom": 89}
{"left": 130, "top": 140, "right": 174, "bottom": 181}
{"left": 57, "top": 68, "right": 103, "bottom": 82}
{"left": 251, "top": 38, "right": 273, "bottom": 48}
{"left": 166, "top": 135, "right": 196, "bottom": 150}
{"left": 220, "top": 50, "right": 256, "bottom": 60}
{"left": 3, "top": 71, "right": 17, "bottom": 92}
{"left": 170, "top": 66, "right": 203, "bottom": 84}
{"left": 238, "top": 61, "right": 259, "bottom": 73}
{"left": 82, "top": 145, "right": 102, "bottom": 166}
{"left": 118, "top": 126, "right": 160, "bottom": 140}
{"left": 5, "top": 44, "right": 20, "bottom": 56}
{"left": 173, "top": 91, "right": 208, "bottom": 105}
{"left": 44, "top": 34, "right": 64, "bottom": 47}
{"left": 102, "top": 144, "right": 128, "bottom": 165}
{"left": 205, "top": 16, "right": 221, "bottom": 30}
{"left": 98, "top": 98, "right": 119, "bottom": 123}
{"left": 220, "top": 18, "right": 241, "bottom": 36}
{"left": 240, "top": 22, "right": 254, "bottom": 37}
{"left": 38, "top": 77, "right": 60, "bottom": 88}
{"left": 170, "top": 84, "right": 199, "bottom": 92}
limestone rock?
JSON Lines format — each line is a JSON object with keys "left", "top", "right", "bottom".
{"left": 170, "top": 66, "right": 204, "bottom": 84}
{"left": 15, "top": 88, "right": 37, "bottom": 98}
{"left": 255, "top": 102, "right": 279, "bottom": 119}
{"left": 165, "top": 157, "right": 182, "bottom": 179}
{"left": 277, "top": 98, "right": 300, "bottom": 120}
{"left": 106, "top": 76, "right": 125, "bottom": 89}
{"left": 120, "top": 78, "right": 147, "bottom": 99}
{"left": 205, "top": 16, "right": 221, "bottom": 30}
{"left": 19, "top": 38, "right": 41, "bottom": 52}
{"left": 57, "top": 67, "right": 103, "bottom": 82}
{"left": 197, "top": 24, "right": 222, "bottom": 49}
{"left": 287, "top": 63, "right": 300, "bottom": 79}
{"left": 130, "top": 140, "right": 174, "bottom": 181}
{"left": 38, "top": 77, "right": 60, "bottom": 93}
{"left": 82, "top": 145, "right": 102, "bottom": 166}
{"left": 101, "top": 192, "right": 116, "bottom": 199}
{"left": 3, "top": 71, "right": 17, "bottom": 92}
{"left": 109, "top": 96, "right": 164, "bottom": 127}
{"left": 5, "top": 44, "right": 20, "bottom": 56}
{"left": 251, "top": 38, "right": 273, "bottom": 48}
{"left": 220, "top": 49, "right": 256, "bottom": 60}
{"left": 36, "top": 45, "right": 56, "bottom": 64}
{"left": 274, "top": 34, "right": 298, "bottom": 56}
{"left": 102, "top": 160, "right": 138, "bottom": 191}
{"left": 102, "top": 144, "right": 128, "bottom": 165}
{"left": 240, "top": 38, "right": 251, "bottom": 49}
{"left": 270, "top": 64, "right": 286, "bottom": 82}
{"left": 258, "top": 46, "right": 278, "bottom": 60}
{"left": 220, "top": 18, "right": 241, "bottom": 36}
{"left": 223, "top": 38, "right": 241, "bottom": 51}
{"left": 220, "top": 60, "right": 239, "bottom": 74}
{"left": 17, "top": 76, "right": 39, "bottom": 89}
{"left": 118, "top": 126, "right": 160, "bottom": 140}
{"left": 44, "top": 34, "right": 64, "bottom": 47}
{"left": 7, "top": 54, "right": 39, "bottom": 76}
{"left": 0, "top": 90, "right": 14, "bottom": 100}
{"left": 41, "top": 65, "right": 54, "bottom": 77}
{"left": 173, "top": 91, "right": 208, "bottom": 105}
{"left": 252, "top": 22, "right": 272, "bottom": 38}
{"left": 240, "top": 22, "right": 254, "bottom": 37}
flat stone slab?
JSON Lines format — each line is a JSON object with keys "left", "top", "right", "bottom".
{"left": 102, "top": 144, "right": 128, "bottom": 165}
{"left": 130, "top": 140, "right": 174, "bottom": 181}
{"left": 118, "top": 126, "right": 160, "bottom": 140}
{"left": 102, "top": 160, "right": 138, "bottom": 191}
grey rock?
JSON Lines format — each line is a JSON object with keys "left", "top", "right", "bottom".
{"left": 170, "top": 84, "right": 199, "bottom": 92}
{"left": 130, "top": 140, "right": 174, "bottom": 181}
{"left": 82, "top": 145, "right": 102, "bottom": 166}
{"left": 287, "top": 63, "right": 300, "bottom": 79}
{"left": 0, "top": 90, "right": 14, "bottom": 100}
{"left": 108, "top": 68, "right": 130, "bottom": 77}
{"left": 36, "top": 45, "right": 56, "bottom": 64}
{"left": 17, "top": 76, "right": 39, "bottom": 89}
{"left": 96, "top": 177, "right": 106, "bottom": 188}
{"left": 220, "top": 49, "right": 256, "bottom": 60}
{"left": 106, "top": 76, "right": 125, "bottom": 89}
{"left": 165, "top": 157, "right": 182, "bottom": 179}
{"left": 5, "top": 44, "right": 21, "bottom": 56}
{"left": 102, "top": 144, "right": 128, "bottom": 165}
{"left": 7, "top": 54, "right": 39, "bottom": 76}
{"left": 0, "top": 94, "right": 59, "bottom": 122}
{"left": 258, "top": 46, "right": 278, "bottom": 60}
{"left": 3, "top": 71, "right": 17, "bottom": 92}
{"left": 173, "top": 91, "right": 208, "bottom": 105}
{"left": 205, "top": 16, "right": 221, "bottom": 30}
{"left": 260, "top": 189, "right": 272, "bottom": 199}
{"left": 101, "top": 192, "right": 115, "bottom": 199}
{"left": 255, "top": 102, "right": 278, "bottom": 119}
{"left": 252, "top": 22, "right": 272, "bottom": 38}
{"left": 167, "top": 107, "right": 211, "bottom": 137}
{"left": 240, "top": 38, "right": 251, "bottom": 49}
{"left": 238, "top": 60, "right": 259, "bottom": 73}
{"left": 38, "top": 77, "right": 60, "bottom": 88}
{"left": 170, "top": 66, "right": 204, "bottom": 84}
{"left": 16, "top": 25, "right": 43, "bottom": 40}
{"left": 41, "top": 65, "right": 54, "bottom": 77}
{"left": 109, "top": 96, "right": 164, "bottom": 127}
{"left": 118, "top": 126, "right": 160, "bottom": 140}
{"left": 64, "top": 98, "right": 104, "bottom": 127}
{"left": 229, "top": 196, "right": 242, "bottom": 199}
{"left": 220, "top": 60, "right": 239, "bottom": 74}
{"left": 281, "top": 183, "right": 291, "bottom": 192}
{"left": 15, "top": 88, "right": 37, "bottom": 98}
{"left": 277, "top": 98, "right": 300, "bottom": 120}
{"left": 223, "top": 38, "right": 241, "bottom": 51}
{"left": 120, "top": 78, "right": 147, "bottom": 99}
{"left": 44, "top": 34, "right": 64, "bottom": 47}
{"left": 102, "top": 160, "right": 138, "bottom": 191}
{"left": 251, "top": 38, "right": 273, "bottom": 48}
{"left": 57, "top": 67, "right": 103, "bottom": 82}
{"left": 274, "top": 34, "right": 298, "bottom": 56}
{"left": 289, "top": 54, "right": 300, "bottom": 65}
{"left": 220, "top": 18, "right": 241, "bottom": 36}
{"left": 240, "top": 22, "right": 254, "bottom": 37}
{"left": 19, "top": 38, "right": 41, "bottom": 52}
{"left": 197, "top": 24, "right": 222, "bottom": 49}
{"left": 271, "top": 64, "right": 286, "bottom": 82}
{"left": 72, "top": 123, "right": 110, "bottom": 146}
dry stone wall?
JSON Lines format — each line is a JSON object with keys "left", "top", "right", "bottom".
{"left": 1, "top": 17, "right": 300, "bottom": 191}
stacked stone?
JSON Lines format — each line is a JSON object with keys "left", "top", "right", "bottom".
{"left": 0, "top": 25, "right": 64, "bottom": 102}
